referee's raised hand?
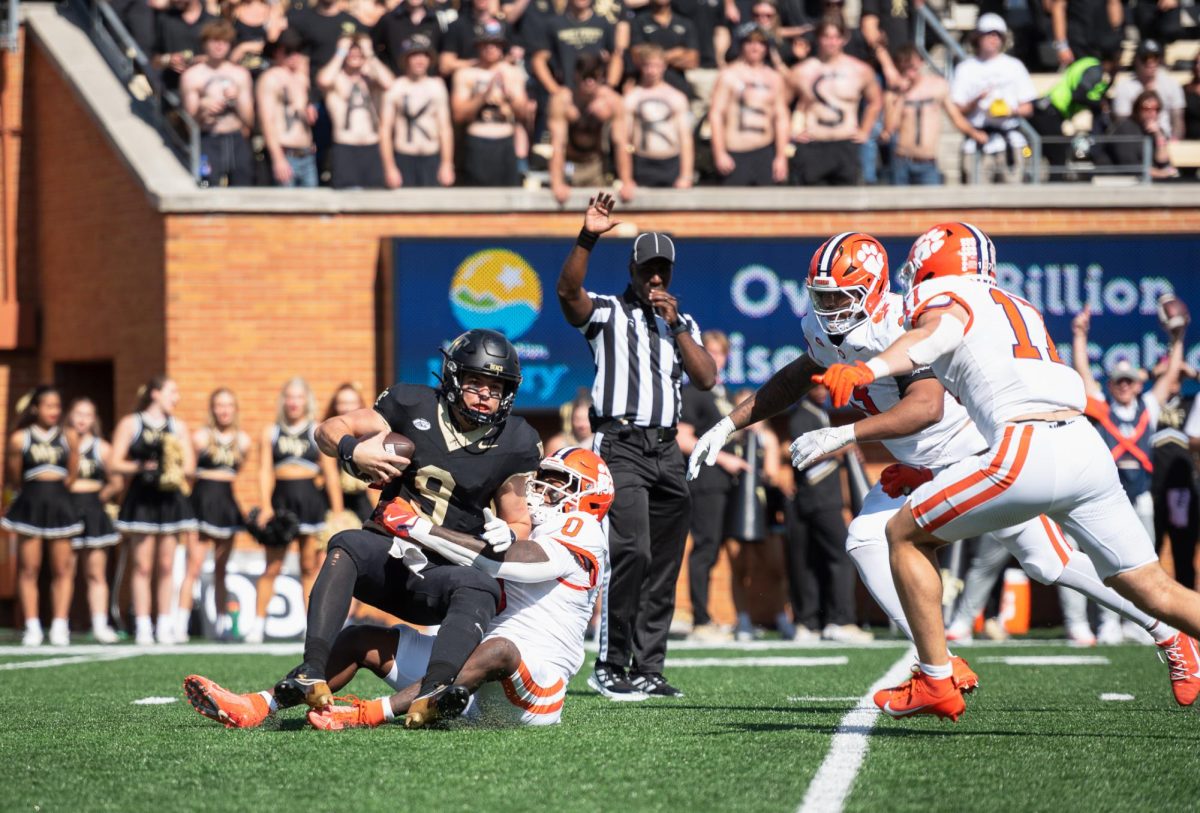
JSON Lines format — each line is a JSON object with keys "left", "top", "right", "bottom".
{"left": 584, "top": 191, "right": 622, "bottom": 234}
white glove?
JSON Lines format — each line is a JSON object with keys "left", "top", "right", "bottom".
{"left": 480, "top": 508, "right": 515, "bottom": 553}
{"left": 789, "top": 424, "right": 856, "bottom": 472}
{"left": 687, "top": 416, "right": 736, "bottom": 481}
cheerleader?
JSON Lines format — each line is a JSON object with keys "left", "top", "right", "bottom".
{"left": 111, "top": 376, "right": 197, "bottom": 645}
{"left": 323, "top": 382, "right": 377, "bottom": 523}
{"left": 3, "top": 387, "right": 83, "bottom": 646}
{"left": 66, "top": 398, "right": 122, "bottom": 644}
{"left": 248, "top": 377, "right": 338, "bottom": 642}
{"left": 179, "top": 388, "right": 250, "bottom": 641}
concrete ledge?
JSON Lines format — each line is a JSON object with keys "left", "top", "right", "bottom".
{"left": 24, "top": 4, "right": 196, "bottom": 205}
{"left": 168, "top": 183, "right": 1200, "bottom": 214}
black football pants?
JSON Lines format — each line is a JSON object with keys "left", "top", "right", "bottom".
{"left": 595, "top": 428, "right": 691, "bottom": 676}
{"left": 784, "top": 503, "right": 856, "bottom": 629}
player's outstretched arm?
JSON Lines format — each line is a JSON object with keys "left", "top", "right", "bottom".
{"left": 817, "top": 307, "right": 967, "bottom": 408}
{"left": 687, "top": 353, "right": 824, "bottom": 480}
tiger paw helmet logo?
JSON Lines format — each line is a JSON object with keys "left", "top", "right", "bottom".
{"left": 909, "top": 228, "right": 945, "bottom": 271}
{"left": 856, "top": 242, "right": 885, "bottom": 276}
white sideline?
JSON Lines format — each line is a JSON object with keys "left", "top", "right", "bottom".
{"left": 975, "top": 655, "right": 1110, "bottom": 666}
{"left": 796, "top": 649, "right": 915, "bottom": 813}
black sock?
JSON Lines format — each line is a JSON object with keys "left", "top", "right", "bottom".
{"left": 418, "top": 586, "right": 497, "bottom": 697}
{"left": 301, "top": 547, "right": 358, "bottom": 678}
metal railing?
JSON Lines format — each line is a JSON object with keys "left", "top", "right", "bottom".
{"left": 69, "top": 0, "right": 201, "bottom": 181}
{"left": 914, "top": 3, "right": 1046, "bottom": 185}
{"left": 0, "top": 0, "right": 19, "bottom": 51}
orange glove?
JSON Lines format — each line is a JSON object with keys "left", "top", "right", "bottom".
{"left": 371, "top": 496, "right": 426, "bottom": 538}
{"left": 813, "top": 361, "right": 877, "bottom": 408}
{"left": 879, "top": 463, "right": 934, "bottom": 498}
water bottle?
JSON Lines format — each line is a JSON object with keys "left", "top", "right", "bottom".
{"left": 227, "top": 600, "right": 240, "bottom": 640}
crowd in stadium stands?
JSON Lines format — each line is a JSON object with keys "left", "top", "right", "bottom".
{"left": 99, "top": 0, "right": 1200, "bottom": 188}
{"left": 8, "top": 301, "right": 1199, "bottom": 646}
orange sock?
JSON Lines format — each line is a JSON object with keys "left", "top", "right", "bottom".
{"left": 364, "top": 698, "right": 389, "bottom": 727}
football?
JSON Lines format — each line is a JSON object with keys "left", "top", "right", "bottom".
{"left": 381, "top": 432, "right": 416, "bottom": 461}
{"left": 1158, "top": 293, "right": 1191, "bottom": 333}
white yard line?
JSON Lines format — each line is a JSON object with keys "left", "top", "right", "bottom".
{"left": 0, "top": 650, "right": 142, "bottom": 670}
{"left": 974, "top": 655, "right": 1110, "bottom": 666}
{"left": 667, "top": 656, "right": 848, "bottom": 668}
{"left": 796, "top": 649, "right": 915, "bottom": 813}
{"left": 788, "top": 696, "right": 862, "bottom": 703}
{"left": 1100, "top": 693, "right": 1135, "bottom": 701}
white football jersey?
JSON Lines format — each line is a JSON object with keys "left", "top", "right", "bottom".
{"left": 904, "top": 276, "right": 1086, "bottom": 442}
{"left": 484, "top": 510, "right": 608, "bottom": 680}
{"left": 802, "top": 293, "right": 985, "bottom": 467}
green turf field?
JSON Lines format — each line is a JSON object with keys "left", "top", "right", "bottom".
{"left": 1, "top": 641, "right": 1196, "bottom": 812}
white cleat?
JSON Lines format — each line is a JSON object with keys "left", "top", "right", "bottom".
{"left": 21, "top": 627, "right": 44, "bottom": 647}
{"left": 48, "top": 626, "right": 70, "bottom": 647}
{"left": 92, "top": 625, "right": 119, "bottom": 644}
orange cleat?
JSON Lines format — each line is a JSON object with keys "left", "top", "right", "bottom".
{"left": 951, "top": 656, "right": 979, "bottom": 694}
{"left": 307, "top": 695, "right": 384, "bottom": 731}
{"left": 1157, "top": 632, "right": 1200, "bottom": 706}
{"left": 874, "top": 667, "right": 966, "bottom": 721}
{"left": 183, "top": 675, "right": 271, "bottom": 729}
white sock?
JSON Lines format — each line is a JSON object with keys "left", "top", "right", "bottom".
{"left": 92, "top": 613, "right": 110, "bottom": 632}
{"left": 1056, "top": 551, "right": 1176, "bottom": 642}
{"left": 50, "top": 618, "right": 68, "bottom": 634}
{"left": 920, "top": 661, "right": 953, "bottom": 680}
{"left": 849, "top": 544, "right": 913, "bottom": 641}
{"left": 175, "top": 608, "right": 191, "bottom": 633}
{"left": 25, "top": 618, "right": 43, "bottom": 633}
{"left": 259, "top": 691, "right": 278, "bottom": 713}
{"left": 156, "top": 614, "right": 174, "bottom": 635}
{"left": 379, "top": 698, "right": 395, "bottom": 721}
{"left": 135, "top": 615, "right": 153, "bottom": 634}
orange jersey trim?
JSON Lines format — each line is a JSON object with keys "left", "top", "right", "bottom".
{"left": 909, "top": 292, "right": 975, "bottom": 334}
{"left": 913, "top": 426, "right": 1017, "bottom": 523}
{"left": 555, "top": 539, "right": 600, "bottom": 590}
{"left": 922, "top": 426, "right": 1033, "bottom": 533}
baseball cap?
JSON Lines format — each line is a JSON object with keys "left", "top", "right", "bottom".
{"left": 474, "top": 19, "right": 509, "bottom": 45}
{"left": 976, "top": 12, "right": 1007, "bottom": 35}
{"left": 400, "top": 34, "right": 435, "bottom": 57}
{"left": 1107, "top": 360, "right": 1142, "bottom": 383}
{"left": 1136, "top": 39, "right": 1162, "bottom": 59}
{"left": 632, "top": 232, "right": 676, "bottom": 266}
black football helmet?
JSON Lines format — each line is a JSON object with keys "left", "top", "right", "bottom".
{"left": 439, "top": 329, "right": 522, "bottom": 426}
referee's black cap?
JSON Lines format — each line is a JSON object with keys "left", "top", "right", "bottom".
{"left": 632, "top": 232, "right": 676, "bottom": 267}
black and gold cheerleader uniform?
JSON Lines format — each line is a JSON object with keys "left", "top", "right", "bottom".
{"left": 1, "top": 426, "right": 83, "bottom": 538}
{"left": 115, "top": 413, "right": 198, "bottom": 535}
{"left": 70, "top": 437, "right": 120, "bottom": 549}
{"left": 191, "top": 431, "right": 246, "bottom": 539}
{"left": 269, "top": 421, "right": 327, "bottom": 538}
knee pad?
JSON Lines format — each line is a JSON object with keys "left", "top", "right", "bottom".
{"left": 846, "top": 515, "right": 888, "bottom": 554}
{"left": 1015, "top": 546, "right": 1063, "bottom": 585}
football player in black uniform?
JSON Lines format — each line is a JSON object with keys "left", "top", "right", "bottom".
{"left": 187, "top": 329, "right": 542, "bottom": 727}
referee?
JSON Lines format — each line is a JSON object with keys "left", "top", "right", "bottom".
{"left": 556, "top": 191, "right": 717, "bottom": 700}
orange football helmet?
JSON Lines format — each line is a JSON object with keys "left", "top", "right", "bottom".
{"left": 807, "top": 232, "right": 890, "bottom": 335}
{"left": 527, "top": 446, "right": 614, "bottom": 524}
{"left": 898, "top": 222, "right": 996, "bottom": 294}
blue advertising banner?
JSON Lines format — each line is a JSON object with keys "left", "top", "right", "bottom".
{"left": 393, "top": 235, "right": 1200, "bottom": 411}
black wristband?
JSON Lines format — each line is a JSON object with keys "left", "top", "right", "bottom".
{"left": 337, "top": 435, "right": 360, "bottom": 463}
{"left": 577, "top": 228, "right": 599, "bottom": 251}
{"left": 670, "top": 320, "right": 689, "bottom": 336}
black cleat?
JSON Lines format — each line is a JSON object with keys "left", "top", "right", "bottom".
{"left": 435, "top": 685, "right": 472, "bottom": 722}
{"left": 630, "top": 672, "right": 684, "bottom": 698}
{"left": 273, "top": 663, "right": 332, "bottom": 710}
{"left": 587, "top": 663, "right": 649, "bottom": 702}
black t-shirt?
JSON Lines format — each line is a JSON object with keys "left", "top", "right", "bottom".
{"left": 1065, "top": 0, "right": 1120, "bottom": 57}
{"left": 372, "top": 383, "right": 542, "bottom": 535}
{"left": 1185, "top": 87, "right": 1200, "bottom": 140}
{"left": 513, "top": 0, "right": 557, "bottom": 52}
{"left": 680, "top": 383, "right": 738, "bottom": 491}
{"left": 859, "top": 0, "right": 913, "bottom": 50}
{"left": 628, "top": 11, "right": 698, "bottom": 96}
{"left": 154, "top": 8, "right": 215, "bottom": 89}
{"left": 373, "top": 10, "right": 443, "bottom": 72}
{"left": 287, "top": 8, "right": 366, "bottom": 75}
{"left": 671, "top": 0, "right": 720, "bottom": 67}
{"left": 537, "top": 12, "right": 615, "bottom": 88}
{"left": 788, "top": 400, "right": 843, "bottom": 507}
{"left": 441, "top": 11, "right": 481, "bottom": 58}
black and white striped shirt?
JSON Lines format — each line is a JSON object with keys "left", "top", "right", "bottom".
{"left": 579, "top": 285, "right": 703, "bottom": 428}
